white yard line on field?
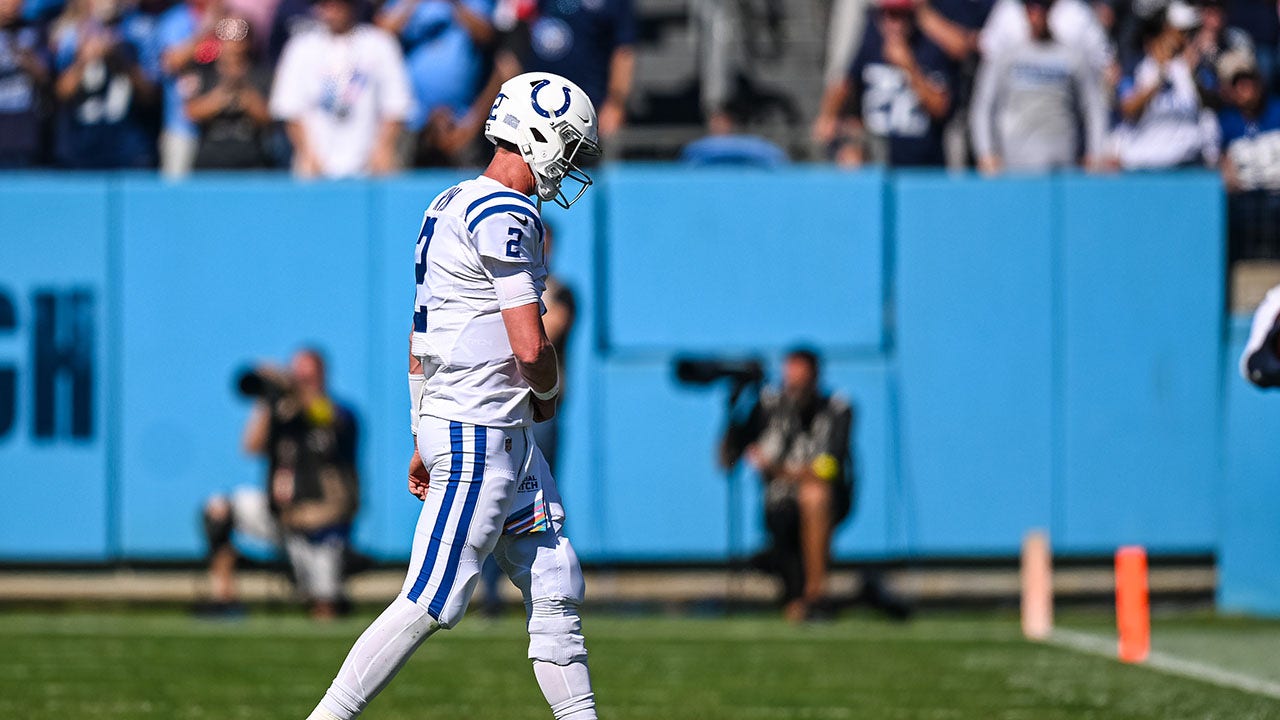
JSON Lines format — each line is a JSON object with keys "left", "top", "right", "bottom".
{"left": 1050, "top": 628, "right": 1280, "bottom": 701}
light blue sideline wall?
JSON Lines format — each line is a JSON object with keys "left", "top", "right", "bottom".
{"left": 1220, "top": 315, "right": 1280, "bottom": 616}
{"left": 0, "top": 168, "right": 1267, "bottom": 611}
{"left": 1056, "top": 175, "right": 1223, "bottom": 553}
{"left": 0, "top": 177, "right": 113, "bottom": 560}
{"left": 893, "top": 174, "right": 1056, "bottom": 555}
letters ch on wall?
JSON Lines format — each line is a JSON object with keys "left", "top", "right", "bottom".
{"left": 0, "top": 287, "right": 95, "bottom": 441}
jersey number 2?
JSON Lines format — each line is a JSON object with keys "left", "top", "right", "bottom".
{"left": 413, "top": 217, "right": 438, "bottom": 333}
{"left": 506, "top": 227, "right": 522, "bottom": 259}
{"left": 416, "top": 217, "right": 438, "bottom": 285}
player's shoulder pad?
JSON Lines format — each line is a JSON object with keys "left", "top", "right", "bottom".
{"left": 463, "top": 189, "right": 544, "bottom": 239}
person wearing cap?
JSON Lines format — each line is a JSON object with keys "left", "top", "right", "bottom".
{"left": 970, "top": 0, "right": 1108, "bottom": 173}
{"left": 1112, "top": 1, "right": 1221, "bottom": 170}
{"left": 815, "top": 0, "right": 957, "bottom": 168}
{"left": 269, "top": 0, "right": 413, "bottom": 178}
{"left": 1219, "top": 49, "right": 1280, "bottom": 258}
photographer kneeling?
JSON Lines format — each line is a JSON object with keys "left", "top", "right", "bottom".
{"left": 202, "top": 348, "right": 360, "bottom": 620}
{"left": 720, "top": 348, "right": 854, "bottom": 622}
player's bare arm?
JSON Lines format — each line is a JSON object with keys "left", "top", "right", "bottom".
{"left": 501, "top": 302, "right": 559, "bottom": 422}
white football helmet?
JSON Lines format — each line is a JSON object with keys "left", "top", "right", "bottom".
{"left": 484, "top": 72, "right": 600, "bottom": 209}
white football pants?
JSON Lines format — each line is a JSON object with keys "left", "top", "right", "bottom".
{"left": 313, "top": 416, "right": 595, "bottom": 720}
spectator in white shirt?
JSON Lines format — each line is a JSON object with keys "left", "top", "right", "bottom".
{"left": 1113, "top": 1, "right": 1221, "bottom": 169}
{"left": 269, "top": 0, "right": 412, "bottom": 178}
{"left": 970, "top": 0, "right": 1109, "bottom": 173}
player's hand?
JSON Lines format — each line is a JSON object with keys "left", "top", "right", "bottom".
{"left": 532, "top": 395, "right": 557, "bottom": 423}
{"left": 408, "top": 447, "right": 429, "bottom": 501}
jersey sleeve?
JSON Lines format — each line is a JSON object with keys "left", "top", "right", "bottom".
{"left": 483, "top": 257, "right": 542, "bottom": 310}
{"left": 466, "top": 194, "right": 544, "bottom": 265}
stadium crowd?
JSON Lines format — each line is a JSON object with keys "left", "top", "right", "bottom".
{"left": 802, "top": 0, "right": 1279, "bottom": 256}
{"left": 0, "top": 0, "right": 635, "bottom": 175}
{"left": 0, "top": 0, "right": 1278, "bottom": 251}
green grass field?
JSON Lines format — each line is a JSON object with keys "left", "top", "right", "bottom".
{"left": 2, "top": 609, "right": 1279, "bottom": 719}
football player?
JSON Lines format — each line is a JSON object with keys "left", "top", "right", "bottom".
{"left": 305, "top": 72, "right": 600, "bottom": 720}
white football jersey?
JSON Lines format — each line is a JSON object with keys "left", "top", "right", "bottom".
{"left": 412, "top": 176, "right": 548, "bottom": 428}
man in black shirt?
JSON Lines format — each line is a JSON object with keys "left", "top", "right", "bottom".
{"left": 185, "top": 17, "right": 272, "bottom": 169}
{"left": 203, "top": 348, "right": 360, "bottom": 619}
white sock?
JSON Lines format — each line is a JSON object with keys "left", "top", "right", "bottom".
{"left": 533, "top": 659, "right": 597, "bottom": 720}
{"left": 309, "top": 597, "right": 439, "bottom": 720}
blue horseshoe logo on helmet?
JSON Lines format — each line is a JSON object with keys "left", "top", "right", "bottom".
{"left": 530, "top": 79, "right": 572, "bottom": 119}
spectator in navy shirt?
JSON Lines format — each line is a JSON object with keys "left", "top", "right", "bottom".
{"left": 0, "top": 0, "right": 50, "bottom": 167}
{"left": 503, "top": 0, "right": 636, "bottom": 140}
{"left": 52, "top": 0, "right": 159, "bottom": 168}
{"left": 1219, "top": 50, "right": 1280, "bottom": 259}
{"left": 376, "top": 0, "right": 498, "bottom": 166}
{"left": 815, "top": 0, "right": 956, "bottom": 167}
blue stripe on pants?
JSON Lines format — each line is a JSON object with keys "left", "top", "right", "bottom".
{"left": 406, "top": 421, "right": 464, "bottom": 603}
{"left": 427, "top": 424, "right": 487, "bottom": 619}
